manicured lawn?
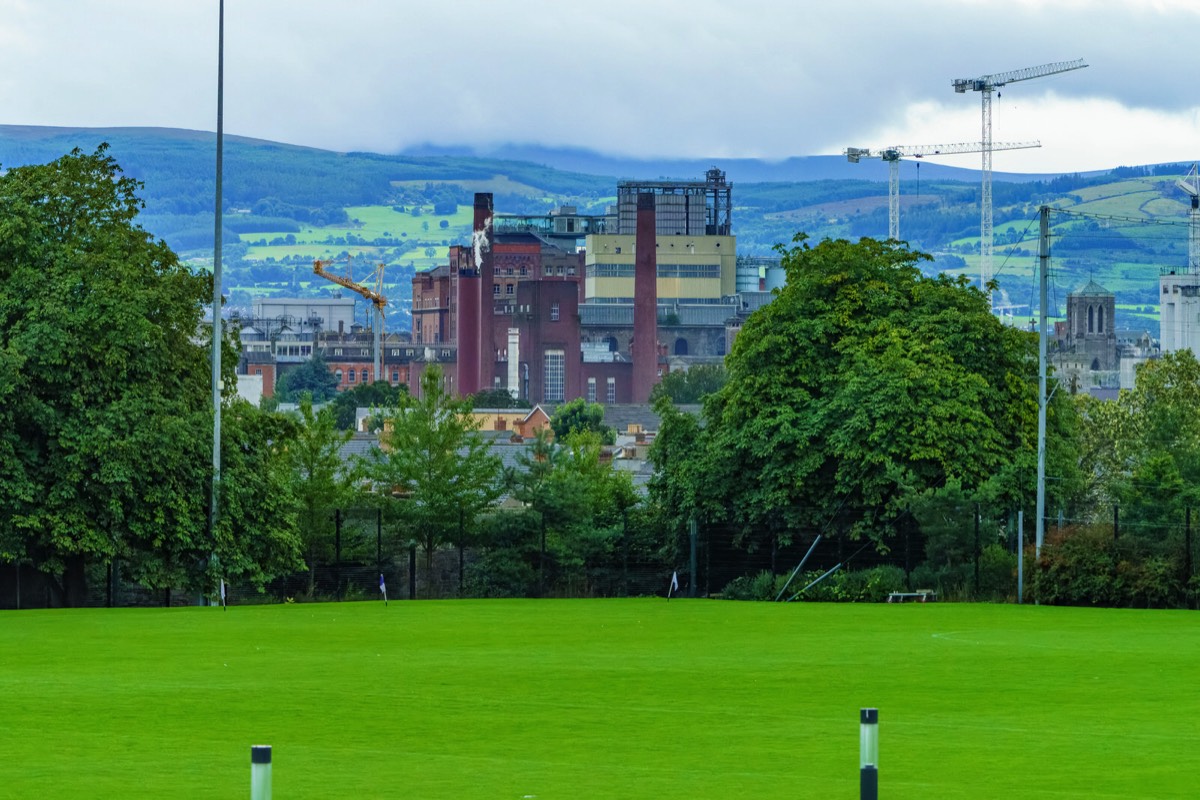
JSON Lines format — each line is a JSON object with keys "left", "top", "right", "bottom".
{"left": 1, "top": 600, "right": 1194, "bottom": 798}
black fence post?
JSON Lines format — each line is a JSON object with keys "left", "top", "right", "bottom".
{"left": 1113, "top": 504, "right": 1119, "bottom": 542}
{"left": 1187, "top": 507, "right": 1193, "bottom": 593}
{"left": 408, "top": 544, "right": 417, "bottom": 600}
{"left": 376, "top": 508, "right": 382, "bottom": 578}
{"left": 974, "top": 503, "right": 981, "bottom": 596}
{"left": 334, "top": 508, "right": 342, "bottom": 601}
{"left": 689, "top": 517, "right": 698, "bottom": 598}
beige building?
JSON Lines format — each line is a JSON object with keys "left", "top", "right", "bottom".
{"left": 583, "top": 233, "right": 737, "bottom": 303}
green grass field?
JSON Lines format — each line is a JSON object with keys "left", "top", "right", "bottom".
{"left": 1, "top": 601, "right": 1194, "bottom": 798}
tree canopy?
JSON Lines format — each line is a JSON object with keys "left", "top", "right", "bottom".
{"left": 652, "top": 235, "right": 1069, "bottom": 549}
{"left": 362, "top": 365, "right": 502, "bottom": 592}
{"left": 0, "top": 147, "right": 302, "bottom": 604}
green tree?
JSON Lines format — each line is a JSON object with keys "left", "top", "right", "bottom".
{"left": 550, "top": 397, "right": 614, "bottom": 444}
{"left": 509, "top": 428, "right": 638, "bottom": 596}
{"left": 362, "top": 365, "right": 501, "bottom": 595}
{"left": 1084, "top": 351, "right": 1200, "bottom": 545}
{"left": 275, "top": 351, "right": 338, "bottom": 403}
{"left": 211, "top": 401, "right": 305, "bottom": 592}
{"left": 330, "top": 379, "right": 406, "bottom": 430}
{"left": 665, "top": 235, "right": 1060, "bottom": 553}
{"left": 0, "top": 146, "right": 303, "bottom": 604}
{"left": 286, "top": 396, "right": 357, "bottom": 594}
{"left": 650, "top": 363, "right": 727, "bottom": 404}
{"left": 470, "top": 387, "right": 525, "bottom": 409}
{"left": 0, "top": 147, "right": 226, "bottom": 604}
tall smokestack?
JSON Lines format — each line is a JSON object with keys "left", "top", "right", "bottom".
{"left": 474, "top": 193, "right": 495, "bottom": 392}
{"left": 632, "top": 192, "right": 658, "bottom": 403}
{"left": 456, "top": 265, "right": 481, "bottom": 397}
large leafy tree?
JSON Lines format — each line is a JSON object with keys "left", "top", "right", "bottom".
{"left": 650, "top": 363, "right": 727, "bottom": 405}
{"left": 1081, "top": 351, "right": 1200, "bottom": 537}
{"left": 0, "top": 147, "right": 300, "bottom": 604}
{"left": 550, "top": 397, "right": 614, "bottom": 444}
{"left": 658, "top": 234, "right": 1070, "bottom": 550}
{"left": 285, "top": 396, "right": 357, "bottom": 594}
{"left": 510, "top": 428, "right": 638, "bottom": 595}
{"left": 329, "top": 379, "right": 406, "bottom": 430}
{"left": 275, "top": 351, "right": 338, "bottom": 403}
{"left": 362, "top": 365, "right": 501, "bottom": 595}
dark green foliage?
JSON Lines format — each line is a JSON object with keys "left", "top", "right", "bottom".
{"left": 470, "top": 387, "right": 526, "bottom": 409}
{"left": 361, "top": 365, "right": 502, "bottom": 595}
{"left": 550, "top": 397, "right": 614, "bottom": 444}
{"left": 650, "top": 363, "right": 727, "bottom": 404}
{"left": 660, "top": 235, "right": 1051, "bottom": 554}
{"left": 330, "top": 380, "right": 407, "bottom": 430}
{"left": 275, "top": 351, "right": 339, "bottom": 403}
{"left": 789, "top": 565, "right": 909, "bottom": 602}
{"left": 1031, "top": 525, "right": 1187, "bottom": 608}
{"left": 0, "top": 146, "right": 301, "bottom": 603}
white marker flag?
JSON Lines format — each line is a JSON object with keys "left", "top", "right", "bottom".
{"left": 219, "top": 579, "right": 227, "bottom": 610}
{"left": 668, "top": 571, "right": 679, "bottom": 599}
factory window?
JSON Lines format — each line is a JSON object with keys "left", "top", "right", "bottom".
{"left": 674, "top": 338, "right": 689, "bottom": 356}
{"left": 493, "top": 284, "right": 500, "bottom": 295}
{"left": 606, "top": 377, "right": 616, "bottom": 404}
{"left": 1098, "top": 306, "right": 1105, "bottom": 333}
{"left": 587, "top": 377, "right": 597, "bottom": 403}
{"left": 348, "top": 370, "right": 357, "bottom": 384}
{"left": 391, "top": 371, "right": 399, "bottom": 384}
{"left": 334, "top": 348, "right": 343, "bottom": 356}
{"left": 361, "top": 369, "right": 369, "bottom": 383}
{"left": 543, "top": 350, "right": 565, "bottom": 403}
{"left": 550, "top": 303, "right": 560, "bottom": 322}
{"left": 335, "top": 369, "right": 343, "bottom": 383}
{"left": 1088, "top": 305, "right": 1095, "bottom": 333}
{"left": 506, "top": 284, "right": 515, "bottom": 295}
{"left": 520, "top": 266, "right": 528, "bottom": 276}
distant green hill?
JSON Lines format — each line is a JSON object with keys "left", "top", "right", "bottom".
{"left": 1, "top": 126, "right": 1190, "bottom": 335}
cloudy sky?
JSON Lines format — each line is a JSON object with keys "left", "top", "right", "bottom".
{"left": 1, "top": 0, "right": 1196, "bottom": 173}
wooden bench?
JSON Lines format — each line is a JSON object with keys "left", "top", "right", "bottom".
{"left": 887, "top": 590, "right": 936, "bottom": 603}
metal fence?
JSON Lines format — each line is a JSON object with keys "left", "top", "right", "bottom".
{"left": 4, "top": 501, "right": 1195, "bottom": 609}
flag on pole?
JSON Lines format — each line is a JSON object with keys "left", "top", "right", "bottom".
{"left": 219, "top": 578, "right": 227, "bottom": 611}
{"left": 668, "top": 571, "right": 679, "bottom": 600}
{"left": 379, "top": 573, "right": 388, "bottom": 606}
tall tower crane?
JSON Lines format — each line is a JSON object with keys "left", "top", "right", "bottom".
{"left": 952, "top": 58, "right": 1087, "bottom": 301}
{"left": 846, "top": 140, "right": 1039, "bottom": 242}
{"left": 1177, "top": 163, "right": 1200, "bottom": 273}
{"left": 313, "top": 257, "right": 388, "bottom": 383}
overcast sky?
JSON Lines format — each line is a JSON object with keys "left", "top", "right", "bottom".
{"left": 2, "top": 0, "right": 1196, "bottom": 173}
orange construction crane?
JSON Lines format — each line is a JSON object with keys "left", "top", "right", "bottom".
{"left": 313, "top": 257, "right": 387, "bottom": 382}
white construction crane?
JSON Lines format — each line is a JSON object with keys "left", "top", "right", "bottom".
{"left": 952, "top": 58, "right": 1088, "bottom": 300}
{"left": 1177, "top": 163, "right": 1200, "bottom": 272}
{"left": 846, "top": 141, "right": 1040, "bottom": 242}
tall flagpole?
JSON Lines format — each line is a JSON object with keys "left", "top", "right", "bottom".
{"left": 210, "top": 0, "right": 226, "bottom": 586}
{"left": 1036, "top": 206, "right": 1049, "bottom": 558}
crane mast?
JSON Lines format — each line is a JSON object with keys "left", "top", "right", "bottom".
{"left": 313, "top": 258, "right": 388, "bottom": 384}
{"left": 952, "top": 58, "right": 1087, "bottom": 305}
{"left": 1177, "top": 163, "right": 1200, "bottom": 273}
{"left": 846, "top": 141, "right": 1039, "bottom": 242}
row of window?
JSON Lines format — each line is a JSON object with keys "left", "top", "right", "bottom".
{"left": 585, "top": 376, "right": 617, "bottom": 404}
{"left": 590, "top": 263, "right": 720, "bottom": 278}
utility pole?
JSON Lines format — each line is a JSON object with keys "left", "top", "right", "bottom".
{"left": 1036, "top": 206, "right": 1049, "bottom": 557}
{"left": 209, "top": 0, "right": 226, "bottom": 593}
